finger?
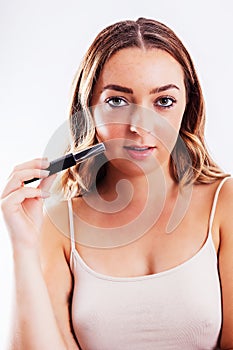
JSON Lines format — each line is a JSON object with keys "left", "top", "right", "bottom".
{"left": 1, "top": 187, "right": 50, "bottom": 216}
{"left": 8, "top": 158, "right": 50, "bottom": 178}
{"left": 1, "top": 169, "right": 50, "bottom": 199}
{"left": 38, "top": 173, "right": 57, "bottom": 193}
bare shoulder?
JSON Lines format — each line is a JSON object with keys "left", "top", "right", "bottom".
{"left": 217, "top": 177, "right": 233, "bottom": 228}
{"left": 218, "top": 176, "right": 233, "bottom": 200}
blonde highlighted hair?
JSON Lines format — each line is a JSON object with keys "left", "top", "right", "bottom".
{"left": 58, "top": 17, "right": 228, "bottom": 198}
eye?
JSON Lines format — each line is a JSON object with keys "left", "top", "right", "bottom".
{"left": 156, "top": 96, "right": 176, "bottom": 108}
{"left": 106, "top": 96, "right": 128, "bottom": 108}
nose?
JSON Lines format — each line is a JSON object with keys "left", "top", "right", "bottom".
{"left": 129, "top": 123, "right": 149, "bottom": 137}
{"left": 129, "top": 124, "right": 140, "bottom": 134}
{"left": 129, "top": 105, "right": 155, "bottom": 137}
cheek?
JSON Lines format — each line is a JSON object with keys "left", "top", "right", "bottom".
{"left": 153, "top": 111, "right": 184, "bottom": 152}
{"left": 95, "top": 125, "right": 126, "bottom": 142}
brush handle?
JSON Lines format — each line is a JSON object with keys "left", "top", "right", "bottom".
{"left": 24, "top": 153, "right": 76, "bottom": 184}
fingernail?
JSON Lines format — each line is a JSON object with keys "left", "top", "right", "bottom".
{"left": 41, "top": 159, "right": 50, "bottom": 168}
{"left": 40, "top": 170, "right": 50, "bottom": 177}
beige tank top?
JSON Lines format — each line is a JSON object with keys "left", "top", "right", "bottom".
{"left": 68, "top": 178, "right": 228, "bottom": 350}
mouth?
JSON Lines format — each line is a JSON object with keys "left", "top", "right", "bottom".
{"left": 123, "top": 145, "right": 156, "bottom": 160}
{"left": 124, "top": 145, "right": 155, "bottom": 151}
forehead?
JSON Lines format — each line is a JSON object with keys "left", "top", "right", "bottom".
{"left": 97, "top": 48, "right": 185, "bottom": 87}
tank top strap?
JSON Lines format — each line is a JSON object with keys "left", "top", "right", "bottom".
{"left": 208, "top": 176, "right": 231, "bottom": 233}
{"left": 67, "top": 198, "right": 76, "bottom": 251}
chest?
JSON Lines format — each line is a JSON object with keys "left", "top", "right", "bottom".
{"left": 69, "top": 183, "right": 220, "bottom": 278}
{"left": 71, "top": 233, "right": 222, "bottom": 350}
{"left": 75, "top": 213, "right": 219, "bottom": 279}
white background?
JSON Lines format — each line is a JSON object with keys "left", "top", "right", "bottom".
{"left": 0, "top": 0, "right": 233, "bottom": 347}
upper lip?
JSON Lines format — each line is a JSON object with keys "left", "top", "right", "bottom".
{"left": 123, "top": 145, "right": 156, "bottom": 149}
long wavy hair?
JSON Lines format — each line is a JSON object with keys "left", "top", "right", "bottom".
{"left": 58, "top": 17, "right": 228, "bottom": 198}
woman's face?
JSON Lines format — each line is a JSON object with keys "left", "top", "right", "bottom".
{"left": 91, "top": 48, "right": 187, "bottom": 176}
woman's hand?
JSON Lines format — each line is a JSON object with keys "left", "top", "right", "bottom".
{"left": 0, "top": 158, "right": 56, "bottom": 250}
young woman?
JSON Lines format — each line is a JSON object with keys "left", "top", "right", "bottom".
{"left": 1, "top": 18, "right": 233, "bottom": 350}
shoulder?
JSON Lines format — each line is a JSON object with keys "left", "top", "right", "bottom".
{"left": 214, "top": 176, "right": 233, "bottom": 254}
{"left": 206, "top": 176, "right": 233, "bottom": 240}
{"left": 43, "top": 198, "right": 70, "bottom": 235}
{"left": 216, "top": 176, "right": 233, "bottom": 228}
{"left": 218, "top": 176, "right": 233, "bottom": 198}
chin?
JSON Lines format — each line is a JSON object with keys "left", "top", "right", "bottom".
{"left": 109, "top": 157, "right": 162, "bottom": 177}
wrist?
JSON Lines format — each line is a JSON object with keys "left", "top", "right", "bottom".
{"left": 12, "top": 242, "right": 40, "bottom": 262}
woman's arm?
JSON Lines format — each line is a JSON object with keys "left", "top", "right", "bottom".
{"left": 217, "top": 178, "right": 233, "bottom": 350}
{"left": 10, "top": 247, "right": 68, "bottom": 350}
{"left": 0, "top": 159, "right": 78, "bottom": 350}
{"left": 39, "top": 207, "right": 81, "bottom": 349}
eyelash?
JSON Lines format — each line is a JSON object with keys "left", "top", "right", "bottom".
{"left": 105, "top": 96, "right": 177, "bottom": 109}
{"left": 105, "top": 96, "right": 128, "bottom": 108}
{"left": 155, "top": 96, "right": 177, "bottom": 109}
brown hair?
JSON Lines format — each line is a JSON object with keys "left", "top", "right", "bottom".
{"left": 59, "top": 17, "right": 228, "bottom": 198}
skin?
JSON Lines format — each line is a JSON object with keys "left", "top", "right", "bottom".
{"left": 92, "top": 48, "right": 186, "bottom": 182}
{"left": 1, "top": 48, "right": 233, "bottom": 349}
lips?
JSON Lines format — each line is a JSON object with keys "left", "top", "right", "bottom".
{"left": 124, "top": 146, "right": 154, "bottom": 151}
{"left": 123, "top": 145, "right": 155, "bottom": 160}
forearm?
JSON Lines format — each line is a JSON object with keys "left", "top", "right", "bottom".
{"left": 9, "top": 247, "right": 67, "bottom": 350}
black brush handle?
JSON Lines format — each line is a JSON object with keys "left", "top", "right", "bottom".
{"left": 24, "top": 153, "right": 76, "bottom": 184}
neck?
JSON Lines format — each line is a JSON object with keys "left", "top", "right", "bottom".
{"left": 97, "top": 161, "right": 177, "bottom": 204}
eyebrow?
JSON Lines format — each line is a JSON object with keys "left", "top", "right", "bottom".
{"left": 149, "top": 84, "right": 180, "bottom": 94}
{"left": 102, "top": 84, "right": 133, "bottom": 94}
{"left": 101, "top": 83, "right": 180, "bottom": 94}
